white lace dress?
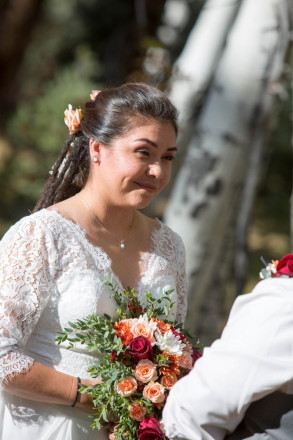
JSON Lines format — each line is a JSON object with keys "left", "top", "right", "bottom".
{"left": 0, "top": 209, "right": 187, "bottom": 440}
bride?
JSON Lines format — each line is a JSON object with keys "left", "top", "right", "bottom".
{"left": 0, "top": 83, "right": 187, "bottom": 439}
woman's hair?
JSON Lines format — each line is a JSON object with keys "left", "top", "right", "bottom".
{"left": 34, "top": 82, "right": 178, "bottom": 211}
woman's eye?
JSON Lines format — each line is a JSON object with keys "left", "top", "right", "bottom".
{"left": 163, "top": 155, "right": 175, "bottom": 161}
{"left": 137, "top": 149, "right": 150, "bottom": 157}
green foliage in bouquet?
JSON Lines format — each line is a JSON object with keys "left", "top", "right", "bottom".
{"left": 56, "top": 279, "right": 202, "bottom": 440}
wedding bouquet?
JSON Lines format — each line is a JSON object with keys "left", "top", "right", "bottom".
{"left": 56, "top": 280, "right": 202, "bottom": 440}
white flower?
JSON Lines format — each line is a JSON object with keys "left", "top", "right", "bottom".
{"left": 267, "top": 263, "right": 277, "bottom": 274}
{"left": 155, "top": 329, "right": 186, "bottom": 355}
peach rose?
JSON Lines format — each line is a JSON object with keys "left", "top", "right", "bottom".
{"left": 143, "top": 381, "right": 165, "bottom": 404}
{"left": 64, "top": 104, "right": 83, "bottom": 134}
{"left": 116, "top": 376, "right": 137, "bottom": 397}
{"left": 90, "top": 90, "right": 101, "bottom": 100}
{"left": 178, "top": 351, "right": 193, "bottom": 369}
{"left": 160, "top": 372, "right": 177, "bottom": 390}
{"left": 135, "top": 359, "right": 158, "bottom": 383}
{"left": 129, "top": 401, "right": 146, "bottom": 421}
{"left": 131, "top": 315, "right": 157, "bottom": 345}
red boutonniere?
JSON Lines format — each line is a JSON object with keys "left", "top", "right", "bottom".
{"left": 260, "top": 254, "right": 293, "bottom": 279}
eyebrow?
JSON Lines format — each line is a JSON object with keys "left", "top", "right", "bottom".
{"left": 134, "top": 138, "right": 177, "bottom": 152}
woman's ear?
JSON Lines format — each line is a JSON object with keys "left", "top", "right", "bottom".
{"left": 89, "top": 138, "right": 100, "bottom": 154}
{"left": 89, "top": 138, "right": 101, "bottom": 163}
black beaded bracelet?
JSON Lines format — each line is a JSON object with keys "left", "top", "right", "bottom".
{"left": 71, "top": 377, "right": 80, "bottom": 407}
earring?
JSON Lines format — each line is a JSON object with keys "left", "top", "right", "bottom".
{"left": 93, "top": 157, "right": 98, "bottom": 163}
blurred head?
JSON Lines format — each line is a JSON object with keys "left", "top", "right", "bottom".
{"left": 34, "top": 82, "right": 178, "bottom": 211}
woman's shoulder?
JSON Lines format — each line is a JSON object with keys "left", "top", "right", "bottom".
{"left": 139, "top": 212, "right": 185, "bottom": 257}
{"left": 156, "top": 218, "right": 185, "bottom": 247}
{"left": 1, "top": 209, "right": 60, "bottom": 245}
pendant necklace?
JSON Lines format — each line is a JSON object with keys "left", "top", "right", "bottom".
{"left": 76, "top": 194, "right": 135, "bottom": 250}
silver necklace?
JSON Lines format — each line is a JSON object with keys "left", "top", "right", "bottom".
{"left": 76, "top": 194, "right": 135, "bottom": 250}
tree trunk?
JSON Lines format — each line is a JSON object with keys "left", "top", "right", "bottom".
{"left": 164, "top": 0, "right": 293, "bottom": 345}
{"left": 0, "top": 0, "right": 43, "bottom": 122}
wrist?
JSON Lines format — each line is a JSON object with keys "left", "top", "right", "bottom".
{"left": 71, "top": 377, "right": 80, "bottom": 407}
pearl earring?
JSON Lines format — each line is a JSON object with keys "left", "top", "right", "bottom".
{"left": 93, "top": 157, "right": 98, "bottom": 163}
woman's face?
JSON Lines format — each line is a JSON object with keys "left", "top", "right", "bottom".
{"left": 91, "top": 118, "right": 177, "bottom": 209}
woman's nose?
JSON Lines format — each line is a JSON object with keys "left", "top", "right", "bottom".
{"left": 146, "top": 162, "right": 163, "bottom": 180}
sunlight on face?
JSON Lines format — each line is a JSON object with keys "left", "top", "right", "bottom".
{"left": 92, "top": 118, "right": 177, "bottom": 209}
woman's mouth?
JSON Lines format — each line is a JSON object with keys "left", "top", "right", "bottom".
{"left": 136, "top": 182, "right": 157, "bottom": 192}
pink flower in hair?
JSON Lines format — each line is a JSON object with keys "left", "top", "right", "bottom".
{"left": 90, "top": 90, "right": 101, "bottom": 100}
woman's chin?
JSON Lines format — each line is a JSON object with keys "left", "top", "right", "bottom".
{"left": 131, "top": 197, "right": 154, "bottom": 210}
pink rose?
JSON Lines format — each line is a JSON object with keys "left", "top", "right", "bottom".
{"left": 90, "top": 90, "right": 101, "bottom": 100}
{"left": 138, "top": 417, "right": 165, "bottom": 440}
{"left": 143, "top": 382, "right": 165, "bottom": 404}
{"left": 116, "top": 376, "right": 137, "bottom": 397}
{"left": 129, "top": 401, "right": 146, "bottom": 421}
{"left": 178, "top": 351, "right": 193, "bottom": 369}
{"left": 128, "top": 336, "right": 154, "bottom": 362}
{"left": 276, "top": 254, "right": 293, "bottom": 277}
{"left": 135, "top": 359, "right": 158, "bottom": 383}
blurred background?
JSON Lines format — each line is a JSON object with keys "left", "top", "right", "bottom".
{"left": 0, "top": 0, "right": 292, "bottom": 344}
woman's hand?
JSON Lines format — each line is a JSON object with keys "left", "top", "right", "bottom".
{"left": 75, "top": 377, "right": 103, "bottom": 412}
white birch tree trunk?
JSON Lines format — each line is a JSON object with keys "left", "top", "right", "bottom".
{"left": 164, "top": 0, "right": 292, "bottom": 344}
{"left": 167, "top": 0, "right": 242, "bottom": 129}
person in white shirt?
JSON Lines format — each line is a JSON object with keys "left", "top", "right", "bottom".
{"left": 162, "top": 259, "right": 293, "bottom": 440}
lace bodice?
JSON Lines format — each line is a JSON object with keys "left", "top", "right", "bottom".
{"left": 0, "top": 209, "right": 187, "bottom": 388}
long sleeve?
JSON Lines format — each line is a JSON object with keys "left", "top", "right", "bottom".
{"left": 0, "top": 216, "right": 56, "bottom": 388}
{"left": 162, "top": 278, "right": 293, "bottom": 440}
{"left": 174, "top": 234, "right": 187, "bottom": 325}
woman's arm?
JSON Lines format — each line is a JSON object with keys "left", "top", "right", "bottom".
{"left": 4, "top": 360, "right": 99, "bottom": 411}
{"left": 0, "top": 216, "right": 100, "bottom": 411}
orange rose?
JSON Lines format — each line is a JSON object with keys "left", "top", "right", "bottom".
{"left": 116, "top": 376, "right": 137, "bottom": 397}
{"left": 135, "top": 359, "right": 158, "bottom": 383}
{"left": 129, "top": 401, "right": 146, "bottom": 421}
{"left": 114, "top": 318, "right": 137, "bottom": 346}
{"left": 143, "top": 381, "right": 165, "bottom": 404}
{"left": 64, "top": 105, "right": 83, "bottom": 134}
{"left": 178, "top": 351, "right": 193, "bottom": 369}
{"left": 160, "top": 372, "right": 177, "bottom": 389}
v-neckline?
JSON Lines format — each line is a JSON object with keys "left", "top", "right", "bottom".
{"left": 43, "top": 208, "right": 162, "bottom": 292}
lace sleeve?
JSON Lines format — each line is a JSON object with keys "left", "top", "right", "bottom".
{"left": 0, "top": 216, "right": 56, "bottom": 389}
{"left": 174, "top": 234, "right": 187, "bottom": 325}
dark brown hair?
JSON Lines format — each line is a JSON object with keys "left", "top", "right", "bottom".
{"left": 34, "top": 82, "right": 178, "bottom": 211}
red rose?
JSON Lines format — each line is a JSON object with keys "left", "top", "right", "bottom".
{"left": 191, "top": 348, "right": 202, "bottom": 365}
{"left": 128, "top": 336, "right": 154, "bottom": 362}
{"left": 138, "top": 417, "right": 165, "bottom": 440}
{"left": 276, "top": 254, "right": 293, "bottom": 277}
